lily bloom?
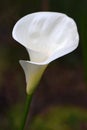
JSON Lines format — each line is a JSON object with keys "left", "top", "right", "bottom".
{"left": 12, "top": 12, "right": 79, "bottom": 95}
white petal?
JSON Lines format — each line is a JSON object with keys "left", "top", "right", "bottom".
{"left": 19, "top": 60, "right": 47, "bottom": 94}
{"left": 12, "top": 12, "right": 79, "bottom": 94}
{"left": 27, "top": 48, "right": 48, "bottom": 63}
{"left": 12, "top": 12, "right": 79, "bottom": 63}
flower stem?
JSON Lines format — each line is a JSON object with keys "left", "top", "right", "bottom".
{"left": 20, "top": 93, "right": 33, "bottom": 130}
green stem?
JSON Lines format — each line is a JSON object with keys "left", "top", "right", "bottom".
{"left": 19, "top": 93, "right": 33, "bottom": 130}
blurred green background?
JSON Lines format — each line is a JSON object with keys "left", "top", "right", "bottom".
{"left": 0, "top": 0, "right": 87, "bottom": 130}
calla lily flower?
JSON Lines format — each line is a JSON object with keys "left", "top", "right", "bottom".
{"left": 12, "top": 12, "right": 79, "bottom": 95}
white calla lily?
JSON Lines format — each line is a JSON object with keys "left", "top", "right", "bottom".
{"left": 12, "top": 12, "right": 79, "bottom": 95}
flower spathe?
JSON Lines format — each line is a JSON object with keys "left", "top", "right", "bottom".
{"left": 12, "top": 12, "right": 79, "bottom": 95}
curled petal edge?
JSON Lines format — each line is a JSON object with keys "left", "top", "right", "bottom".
{"left": 19, "top": 60, "right": 47, "bottom": 95}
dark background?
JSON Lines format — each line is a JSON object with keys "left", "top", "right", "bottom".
{"left": 0, "top": 0, "right": 87, "bottom": 130}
